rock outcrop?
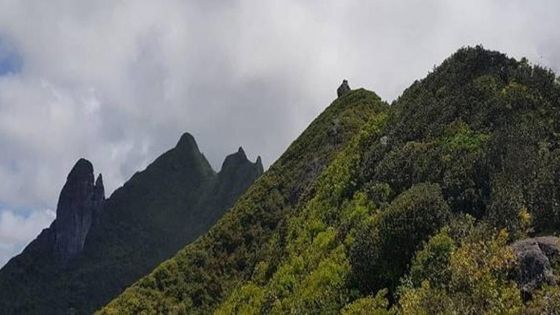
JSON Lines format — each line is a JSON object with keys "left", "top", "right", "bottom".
{"left": 213, "top": 147, "right": 263, "bottom": 209}
{"left": 511, "top": 236, "right": 560, "bottom": 296}
{"left": 337, "top": 79, "right": 351, "bottom": 97}
{"left": 53, "top": 159, "right": 105, "bottom": 261}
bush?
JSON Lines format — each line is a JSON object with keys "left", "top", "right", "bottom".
{"left": 409, "top": 229, "right": 455, "bottom": 288}
{"left": 399, "top": 228, "right": 523, "bottom": 314}
{"left": 341, "top": 289, "right": 394, "bottom": 315}
{"left": 349, "top": 183, "right": 450, "bottom": 294}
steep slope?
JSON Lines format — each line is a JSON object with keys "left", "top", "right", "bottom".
{"left": 213, "top": 46, "right": 560, "bottom": 313}
{"left": 103, "top": 46, "right": 560, "bottom": 314}
{"left": 0, "top": 133, "right": 263, "bottom": 315}
{"left": 101, "top": 88, "right": 388, "bottom": 314}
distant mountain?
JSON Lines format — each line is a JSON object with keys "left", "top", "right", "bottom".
{"left": 0, "top": 132, "right": 262, "bottom": 315}
{"left": 102, "top": 47, "right": 560, "bottom": 314}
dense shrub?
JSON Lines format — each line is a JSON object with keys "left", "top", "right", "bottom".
{"left": 399, "top": 227, "right": 522, "bottom": 314}
{"left": 349, "top": 183, "right": 450, "bottom": 294}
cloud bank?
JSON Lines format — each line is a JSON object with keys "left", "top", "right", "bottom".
{"left": 0, "top": 0, "right": 559, "bottom": 265}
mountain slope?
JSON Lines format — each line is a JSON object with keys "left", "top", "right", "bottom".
{"left": 103, "top": 46, "right": 560, "bottom": 314}
{"left": 101, "top": 88, "right": 388, "bottom": 314}
{"left": 0, "top": 133, "right": 263, "bottom": 315}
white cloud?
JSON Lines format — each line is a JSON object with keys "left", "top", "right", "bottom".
{"left": 0, "top": 208, "right": 55, "bottom": 266}
{"left": 0, "top": 0, "right": 559, "bottom": 266}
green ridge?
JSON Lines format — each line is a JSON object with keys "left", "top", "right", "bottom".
{"left": 103, "top": 46, "right": 560, "bottom": 314}
{"left": 101, "top": 89, "right": 388, "bottom": 314}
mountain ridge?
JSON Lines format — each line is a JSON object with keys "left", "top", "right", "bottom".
{"left": 102, "top": 46, "right": 560, "bottom": 314}
{"left": 0, "top": 132, "right": 263, "bottom": 315}
{"left": 101, "top": 87, "right": 388, "bottom": 314}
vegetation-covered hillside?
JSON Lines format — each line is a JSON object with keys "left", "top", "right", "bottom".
{"left": 101, "top": 88, "right": 388, "bottom": 314}
{"left": 103, "top": 46, "right": 560, "bottom": 314}
{"left": 0, "top": 133, "right": 263, "bottom": 315}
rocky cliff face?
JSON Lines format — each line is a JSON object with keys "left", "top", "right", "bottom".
{"left": 53, "top": 159, "right": 105, "bottom": 261}
{"left": 215, "top": 147, "right": 263, "bottom": 206}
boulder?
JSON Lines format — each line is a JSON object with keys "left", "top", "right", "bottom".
{"left": 337, "top": 79, "right": 351, "bottom": 97}
{"left": 511, "top": 236, "right": 560, "bottom": 296}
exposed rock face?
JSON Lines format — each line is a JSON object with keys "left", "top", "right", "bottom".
{"left": 215, "top": 147, "right": 264, "bottom": 207}
{"left": 220, "top": 147, "right": 263, "bottom": 175}
{"left": 337, "top": 79, "right": 351, "bottom": 97}
{"left": 54, "top": 159, "right": 105, "bottom": 261}
{"left": 511, "top": 236, "right": 560, "bottom": 296}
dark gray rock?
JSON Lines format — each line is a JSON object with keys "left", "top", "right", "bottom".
{"left": 511, "top": 236, "right": 560, "bottom": 296}
{"left": 54, "top": 158, "right": 105, "bottom": 261}
{"left": 337, "top": 79, "right": 351, "bottom": 97}
{"left": 255, "top": 156, "right": 264, "bottom": 174}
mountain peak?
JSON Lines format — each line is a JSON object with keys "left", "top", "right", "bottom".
{"left": 220, "top": 147, "right": 251, "bottom": 172}
{"left": 219, "top": 147, "right": 263, "bottom": 185}
{"left": 67, "top": 158, "right": 94, "bottom": 182}
{"left": 175, "top": 132, "right": 200, "bottom": 152}
{"left": 94, "top": 173, "right": 105, "bottom": 212}
{"left": 237, "top": 146, "right": 247, "bottom": 158}
{"left": 95, "top": 173, "right": 104, "bottom": 189}
{"left": 54, "top": 158, "right": 104, "bottom": 261}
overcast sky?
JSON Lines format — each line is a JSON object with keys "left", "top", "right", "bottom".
{"left": 0, "top": 0, "right": 559, "bottom": 266}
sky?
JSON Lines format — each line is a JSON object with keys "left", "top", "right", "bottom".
{"left": 0, "top": 0, "right": 559, "bottom": 267}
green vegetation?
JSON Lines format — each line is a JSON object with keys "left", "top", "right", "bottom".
{"left": 399, "top": 225, "right": 523, "bottom": 314}
{"left": 101, "top": 46, "right": 560, "bottom": 314}
{"left": 349, "top": 183, "right": 450, "bottom": 294}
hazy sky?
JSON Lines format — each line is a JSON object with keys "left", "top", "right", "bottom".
{"left": 0, "top": 0, "right": 559, "bottom": 266}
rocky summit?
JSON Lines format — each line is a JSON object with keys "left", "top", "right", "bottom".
{"left": 54, "top": 159, "right": 105, "bottom": 261}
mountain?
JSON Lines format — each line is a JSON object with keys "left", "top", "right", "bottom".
{"left": 102, "top": 46, "right": 560, "bottom": 314}
{"left": 0, "top": 133, "right": 263, "bottom": 314}
{"left": 101, "top": 86, "right": 388, "bottom": 313}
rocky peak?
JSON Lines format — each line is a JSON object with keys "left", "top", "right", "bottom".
{"left": 337, "top": 79, "right": 351, "bottom": 97}
{"left": 53, "top": 158, "right": 105, "bottom": 261}
{"left": 220, "top": 147, "right": 263, "bottom": 175}
{"left": 93, "top": 174, "right": 105, "bottom": 216}
{"left": 175, "top": 132, "right": 200, "bottom": 153}
{"left": 237, "top": 146, "right": 247, "bottom": 159}
{"left": 221, "top": 147, "right": 248, "bottom": 169}
{"left": 217, "top": 148, "right": 263, "bottom": 201}
{"left": 255, "top": 156, "right": 264, "bottom": 174}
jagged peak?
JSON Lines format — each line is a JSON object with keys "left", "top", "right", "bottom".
{"left": 54, "top": 158, "right": 104, "bottom": 261}
{"left": 95, "top": 173, "right": 104, "bottom": 188}
{"left": 237, "top": 146, "right": 247, "bottom": 159}
{"left": 95, "top": 174, "right": 105, "bottom": 200}
{"left": 219, "top": 147, "right": 262, "bottom": 174}
{"left": 175, "top": 132, "right": 200, "bottom": 153}
{"left": 255, "top": 156, "right": 264, "bottom": 174}
{"left": 67, "top": 158, "right": 94, "bottom": 182}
